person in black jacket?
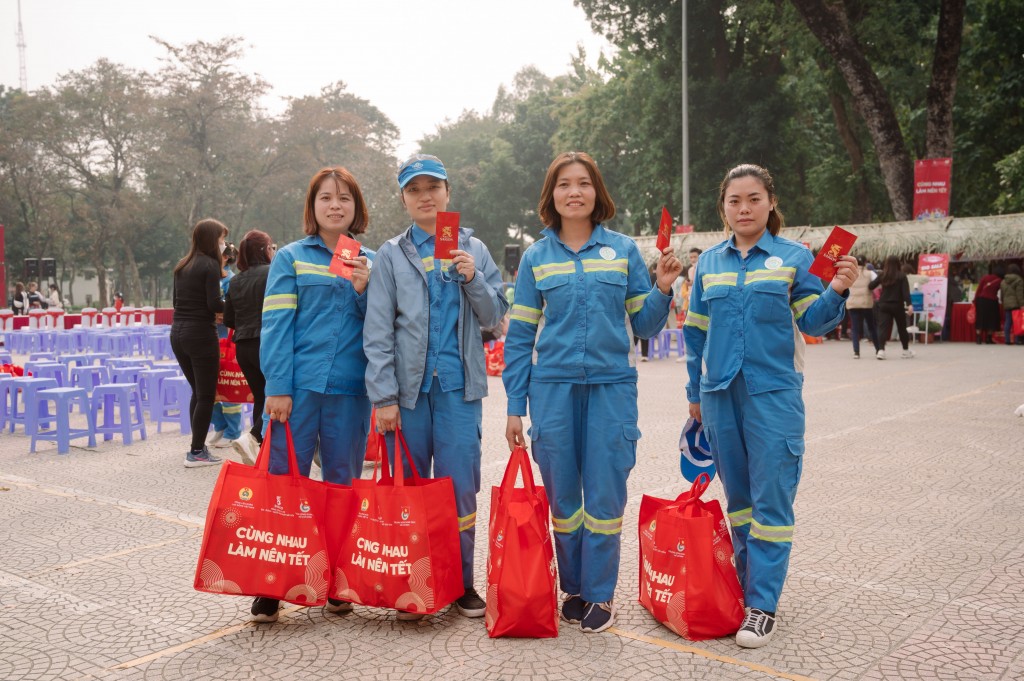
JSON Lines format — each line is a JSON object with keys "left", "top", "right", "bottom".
{"left": 869, "top": 255, "right": 914, "bottom": 359}
{"left": 172, "top": 218, "right": 229, "bottom": 467}
{"left": 224, "top": 230, "right": 275, "bottom": 464}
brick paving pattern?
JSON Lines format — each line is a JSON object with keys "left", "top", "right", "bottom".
{"left": 1, "top": 340, "right": 1022, "bottom": 680}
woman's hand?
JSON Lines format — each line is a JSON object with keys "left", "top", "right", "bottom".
{"left": 347, "top": 256, "right": 370, "bottom": 295}
{"left": 450, "top": 249, "right": 476, "bottom": 283}
{"left": 265, "top": 395, "right": 293, "bottom": 422}
{"left": 506, "top": 416, "right": 526, "bottom": 450}
{"left": 688, "top": 401, "right": 702, "bottom": 423}
{"left": 830, "top": 255, "right": 859, "bottom": 294}
{"left": 376, "top": 405, "right": 401, "bottom": 433}
{"left": 656, "top": 247, "right": 684, "bottom": 294}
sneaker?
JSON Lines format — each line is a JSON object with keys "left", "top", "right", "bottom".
{"left": 876, "top": 349, "right": 886, "bottom": 360}
{"left": 395, "top": 610, "right": 425, "bottom": 621}
{"left": 456, "top": 587, "right": 486, "bottom": 618}
{"left": 206, "top": 430, "right": 227, "bottom": 447}
{"left": 901, "top": 349, "right": 916, "bottom": 359}
{"left": 580, "top": 600, "right": 615, "bottom": 633}
{"left": 561, "top": 594, "right": 587, "bottom": 624}
{"left": 251, "top": 597, "right": 280, "bottom": 623}
{"left": 231, "top": 433, "right": 259, "bottom": 466}
{"left": 736, "top": 607, "right": 776, "bottom": 648}
{"left": 640, "top": 356, "right": 649, "bottom": 363}
{"left": 325, "top": 598, "right": 353, "bottom": 614}
{"left": 853, "top": 352, "right": 860, "bottom": 359}
{"left": 184, "top": 447, "right": 223, "bottom": 468}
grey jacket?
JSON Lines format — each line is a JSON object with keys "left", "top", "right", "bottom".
{"left": 364, "top": 225, "right": 509, "bottom": 409}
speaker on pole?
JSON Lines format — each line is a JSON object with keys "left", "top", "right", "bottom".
{"left": 504, "top": 244, "right": 521, "bottom": 275}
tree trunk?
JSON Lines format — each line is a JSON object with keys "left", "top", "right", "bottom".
{"left": 826, "top": 89, "right": 872, "bottom": 223}
{"left": 95, "top": 260, "right": 109, "bottom": 310}
{"left": 122, "top": 241, "right": 144, "bottom": 308}
{"left": 790, "top": 0, "right": 914, "bottom": 220}
{"left": 925, "top": 0, "right": 965, "bottom": 158}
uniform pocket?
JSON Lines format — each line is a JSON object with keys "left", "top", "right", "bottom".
{"left": 535, "top": 274, "right": 573, "bottom": 321}
{"left": 779, "top": 437, "right": 804, "bottom": 492}
{"left": 751, "top": 282, "right": 791, "bottom": 323}
{"left": 617, "top": 424, "right": 641, "bottom": 473}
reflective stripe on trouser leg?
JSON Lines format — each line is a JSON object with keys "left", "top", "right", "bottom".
{"left": 388, "top": 378, "right": 482, "bottom": 589}
{"left": 268, "top": 390, "right": 371, "bottom": 485}
{"left": 702, "top": 372, "right": 804, "bottom": 612}
{"left": 529, "top": 382, "right": 637, "bottom": 603}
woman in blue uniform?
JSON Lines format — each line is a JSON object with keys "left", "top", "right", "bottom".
{"left": 251, "top": 166, "right": 373, "bottom": 623}
{"left": 503, "top": 151, "right": 682, "bottom": 633}
{"left": 683, "top": 164, "right": 858, "bottom": 648}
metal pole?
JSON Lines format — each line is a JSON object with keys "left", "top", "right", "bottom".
{"left": 681, "top": 0, "right": 690, "bottom": 227}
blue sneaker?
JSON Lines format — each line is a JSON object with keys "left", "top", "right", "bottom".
{"left": 184, "top": 447, "right": 223, "bottom": 468}
{"left": 561, "top": 594, "right": 587, "bottom": 623}
{"left": 580, "top": 600, "right": 615, "bottom": 633}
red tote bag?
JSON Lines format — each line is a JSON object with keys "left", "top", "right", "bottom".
{"left": 194, "top": 421, "right": 331, "bottom": 605}
{"left": 638, "top": 474, "right": 745, "bottom": 640}
{"left": 1012, "top": 309, "right": 1024, "bottom": 336}
{"left": 331, "top": 429, "right": 462, "bottom": 614}
{"left": 485, "top": 446, "right": 558, "bottom": 638}
{"left": 215, "top": 330, "right": 253, "bottom": 403}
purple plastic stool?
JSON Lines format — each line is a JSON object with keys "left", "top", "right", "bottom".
{"left": 30, "top": 387, "right": 96, "bottom": 454}
{"left": 154, "top": 375, "right": 192, "bottom": 435}
{"left": 91, "top": 383, "right": 147, "bottom": 445}
{"left": 7, "top": 376, "right": 59, "bottom": 433}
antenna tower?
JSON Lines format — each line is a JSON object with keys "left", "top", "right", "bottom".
{"left": 17, "top": 0, "right": 28, "bottom": 91}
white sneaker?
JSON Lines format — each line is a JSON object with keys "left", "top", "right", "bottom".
{"left": 736, "top": 607, "right": 776, "bottom": 648}
{"left": 901, "top": 349, "right": 916, "bottom": 359}
{"left": 876, "top": 349, "right": 886, "bottom": 360}
{"left": 325, "top": 598, "right": 353, "bottom": 614}
{"left": 206, "top": 430, "right": 225, "bottom": 447}
{"left": 396, "top": 610, "right": 425, "bottom": 621}
{"left": 231, "top": 433, "right": 259, "bottom": 465}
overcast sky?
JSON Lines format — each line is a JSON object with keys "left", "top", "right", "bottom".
{"left": 2, "top": 0, "right": 614, "bottom": 157}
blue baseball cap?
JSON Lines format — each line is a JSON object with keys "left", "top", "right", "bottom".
{"left": 397, "top": 154, "right": 448, "bottom": 189}
{"left": 679, "top": 417, "right": 715, "bottom": 483}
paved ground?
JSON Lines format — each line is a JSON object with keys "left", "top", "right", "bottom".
{"left": 1, "top": 339, "right": 1022, "bottom": 680}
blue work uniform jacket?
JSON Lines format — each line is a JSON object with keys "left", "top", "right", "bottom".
{"left": 363, "top": 225, "right": 509, "bottom": 410}
{"left": 260, "top": 234, "right": 374, "bottom": 397}
{"left": 683, "top": 231, "right": 847, "bottom": 403}
{"left": 503, "top": 224, "right": 673, "bottom": 416}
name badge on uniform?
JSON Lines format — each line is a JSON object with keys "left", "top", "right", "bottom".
{"left": 764, "top": 256, "right": 783, "bottom": 271}
{"left": 600, "top": 246, "right": 616, "bottom": 261}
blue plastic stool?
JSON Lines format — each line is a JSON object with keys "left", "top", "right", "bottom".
{"left": 658, "top": 328, "right": 685, "bottom": 359}
{"left": 91, "top": 383, "right": 147, "bottom": 445}
{"left": 54, "top": 332, "right": 79, "bottom": 354}
{"left": 28, "top": 352, "right": 57, "bottom": 362}
{"left": 146, "top": 334, "right": 174, "bottom": 361}
{"left": 0, "top": 374, "right": 15, "bottom": 430}
{"left": 110, "top": 366, "right": 143, "bottom": 385}
{"left": 138, "top": 369, "right": 177, "bottom": 418}
{"left": 154, "top": 375, "right": 192, "bottom": 434}
{"left": 26, "top": 362, "right": 69, "bottom": 387}
{"left": 70, "top": 365, "right": 110, "bottom": 393}
{"left": 30, "top": 387, "right": 96, "bottom": 454}
{"left": 7, "top": 377, "right": 59, "bottom": 433}
{"left": 0, "top": 351, "right": 13, "bottom": 364}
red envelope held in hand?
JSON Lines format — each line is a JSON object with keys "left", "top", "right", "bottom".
{"left": 329, "top": 234, "right": 363, "bottom": 279}
{"left": 808, "top": 226, "right": 857, "bottom": 281}
{"left": 656, "top": 207, "right": 672, "bottom": 252}
{"left": 435, "top": 212, "right": 460, "bottom": 260}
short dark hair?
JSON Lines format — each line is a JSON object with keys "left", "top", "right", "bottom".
{"left": 688, "top": 247, "right": 702, "bottom": 256}
{"left": 537, "top": 151, "right": 615, "bottom": 229}
{"left": 303, "top": 167, "right": 369, "bottom": 236}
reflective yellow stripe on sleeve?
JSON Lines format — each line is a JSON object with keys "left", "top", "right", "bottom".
{"left": 683, "top": 311, "right": 709, "bottom": 331}
{"left": 750, "top": 519, "right": 794, "bottom": 543}
{"left": 791, "top": 294, "right": 819, "bottom": 319}
{"left": 583, "top": 512, "right": 623, "bottom": 535}
{"left": 421, "top": 256, "right": 435, "bottom": 273}
{"left": 551, "top": 507, "right": 584, "bottom": 533}
{"left": 626, "top": 294, "right": 647, "bottom": 314}
{"left": 263, "top": 294, "right": 297, "bottom": 313}
{"left": 510, "top": 304, "right": 542, "bottom": 325}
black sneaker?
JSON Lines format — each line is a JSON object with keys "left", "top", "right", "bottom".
{"left": 561, "top": 594, "right": 587, "bottom": 624}
{"left": 735, "top": 607, "right": 776, "bottom": 648}
{"left": 325, "top": 598, "right": 352, "bottom": 614}
{"left": 580, "top": 600, "right": 615, "bottom": 633}
{"left": 251, "top": 597, "right": 280, "bottom": 623}
{"left": 184, "top": 447, "right": 223, "bottom": 468}
{"left": 456, "top": 587, "right": 486, "bottom": 618}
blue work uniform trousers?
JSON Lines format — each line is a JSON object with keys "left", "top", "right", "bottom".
{"left": 210, "top": 402, "right": 243, "bottom": 440}
{"left": 268, "top": 389, "right": 371, "bottom": 485}
{"left": 700, "top": 371, "right": 805, "bottom": 613}
{"left": 527, "top": 382, "right": 639, "bottom": 604}
{"left": 385, "top": 377, "right": 483, "bottom": 589}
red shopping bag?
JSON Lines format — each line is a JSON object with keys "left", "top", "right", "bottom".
{"left": 485, "top": 340, "right": 505, "bottom": 377}
{"left": 485, "top": 446, "right": 558, "bottom": 638}
{"left": 638, "top": 474, "right": 744, "bottom": 640}
{"left": 194, "top": 421, "right": 330, "bottom": 605}
{"left": 215, "top": 330, "right": 253, "bottom": 403}
{"left": 364, "top": 409, "right": 381, "bottom": 463}
{"left": 1013, "top": 309, "right": 1024, "bottom": 336}
{"left": 331, "top": 429, "right": 462, "bottom": 614}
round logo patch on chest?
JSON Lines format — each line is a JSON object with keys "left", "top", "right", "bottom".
{"left": 600, "top": 246, "right": 616, "bottom": 261}
{"left": 764, "top": 256, "right": 784, "bottom": 270}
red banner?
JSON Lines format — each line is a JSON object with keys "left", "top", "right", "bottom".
{"left": 913, "top": 158, "right": 952, "bottom": 220}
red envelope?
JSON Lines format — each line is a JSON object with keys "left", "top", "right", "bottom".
{"left": 656, "top": 207, "right": 672, "bottom": 252}
{"left": 435, "top": 212, "right": 460, "bottom": 260}
{"left": 808, "top": 226, "right": 857, "bottom": 280}
{"left": 328, "top": 234, "right": 362, "bottom": 279}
